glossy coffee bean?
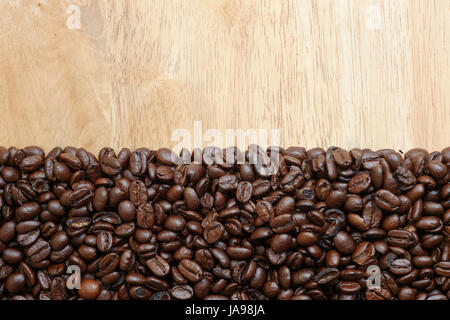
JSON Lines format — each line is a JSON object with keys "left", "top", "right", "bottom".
{"left": 78, "top": 279, "right": 101, "bottom": 300}
{"left": 0, "top": 145, "right": 447, "bottom": 301}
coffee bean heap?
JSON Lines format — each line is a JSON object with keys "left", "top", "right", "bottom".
{"left": 0, "top": 146, "right": 449, "bottom": 300}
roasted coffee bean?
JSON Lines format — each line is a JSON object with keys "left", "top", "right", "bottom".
{"left": 389, "top": 258, "right": 413, "bottom": 275}
{"left": 351, "top": 242, "right": 375, "bottom": 265}
{"left": 170, "top": 285, "right": 194, "bottom": 300}
{"left": 178, "top": 259, "right": 204, "bottom": 282}
{"left": 270, "top": 234, "right": 292, "bottom": 253}
{"left": 435, "top": 262, "right": 450, "bottom": 277}
{"left": 0, "top": 221, "right": 16, "bottom": 242}
{"left": 236, "top": 182, "right": 253, "bottom": 203}
{"left": 97, "top": 231, "right": 114, "bottom": 252}
{"left": 375, "top": 189, "right": 401, "bottom": 212}
{"left": 255, "top": 201, "right": 274, "bottom": 223}
{"left": 101, "top": 157, "right": 121, "bottom": 175}
{"left": 78, "top": 279, "right": 101, "bottom": 300}
{"left": 118, "top": 200, "right": 136, "bottom": 222}
{"left": 316, "top": 268, "right": 339, "bottom": 284}
{"left": 26, "top": 240, "right": 51, "bottom": 263}
{"left": 3, "top": 248, "right": 24, "bottom": 264}
{"left": 333, "top": 231, "right": 355, "bottom": 255}
{"left": 348, "top": 173, "right": 371, "bottom": 194}
{"left": 130, "top": 181, "right": 148, "bottom": 206}
{"left": 146, "top": 255, "right": 170, "bottom": 277}
{"left": 0, "top": 145, "right": 448, "bottom": 300}
{"left": 5, "top": 273, "right": 27, "bottom": 294}
{"left": 387, "top": 230, "right": 417, "bottom": 248}
{"left": 203, "top": 222, "right": 225, "bottom": 244}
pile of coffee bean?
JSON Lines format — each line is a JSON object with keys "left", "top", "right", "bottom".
{"left": 0, "top": 145, "right": 449, "bottom": 300}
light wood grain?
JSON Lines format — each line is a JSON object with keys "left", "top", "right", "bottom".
{"left": 0, "top": 0, "right": 448, "bottom": 154}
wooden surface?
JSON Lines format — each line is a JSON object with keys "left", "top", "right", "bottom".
{"left": 0, "top": 0, "right": 449, "bottom": 154}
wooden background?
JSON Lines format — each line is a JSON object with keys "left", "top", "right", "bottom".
{"left": 0, "top": 0, "right": 449, "bottom": 154}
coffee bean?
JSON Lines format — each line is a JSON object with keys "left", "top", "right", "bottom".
{"left": 0, "top": 145, "right": 448, "bottom": 300}
{"left": 316, "top": 268, "right": 339, "bottom": 284}
{"left": 25, "top": 240, "right": 51, "bottom": 263}
{"left": 129, "top": 181, "right": 147, "bottom": 206}
{"left": 255, "top": 201, "right": 274, "bottom": 223}
{"left": 184, "top": 187, "right": 200, "bottom": 210}
{"left": 252, "top": 179, "right": 271, "bottom": 197}
{"left": 348, "top": 173, "right": 371, "bottom": 194}
{"left": 203, "top": 222, "right": 225, "bottom": 244}
{"left": 387, "top": 230, "right": 416, "bottom": 248}
{"left": 116, "top": 200, "right": 135, "bottom": 222}
{"left": 146, "top": 255, "right": 170, "bottom": 277}
{"left": 6, "top": 273, "right": 26, "bottom": 294}
{"left": 218, "top": 174, "right": 238, "bottom": 191}
{"left": 0, "top": 221, "right": 16, "bottom": 242}
{"left": 178, "top": 259, "right": 204, "bottom": 282}
{"left": 78, "top": 279, "right": 101, "bottom": 300}
{"left": 435, "top": 262, "right": 450, "bottom": 277}
{"left": 375, "top": 189, "right": 401, "bottom": 212}
{"left": 156, "top": 148, "right": 176, "bottom": 166}
{"left": 389, "top": 258, "right": 412, "bottom": 275}
{"left": 236, "top": 182, "right": 252, "bottom": 203}
{"left": 270, "top": 234, "right": 292, "bottom": 253}
{"left": 20, "top": 155, "right": 43, "bottom": 172}
{"left": 98, "top": 253, "right": 119, "bottom": 275}
{"left": 333, "top": 231, "right": 355, "bottom": 255}
{"left": 97, "top": 231, "right": 113, "bottom": 252}
{"left": 170, "top": 285, "right": 193, "bottom": 300}
{"left": 338, "top": 281, "right": 361, "bottom": 294}
{"left": 351, "top": 241, "right": 375, "bottom": 265}
{"left": 226, "top": 247, "right": 252, "bottom": 260}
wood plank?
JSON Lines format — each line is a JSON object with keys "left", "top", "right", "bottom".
{"left": 0, "top": 0, "right": 448, "bottom": 153}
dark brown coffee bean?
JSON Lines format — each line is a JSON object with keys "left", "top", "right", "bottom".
{"left": 255, "top": 201, "right": 274, "bottom": 223}
{"left": 184, "top": 187, "right": 200, "bottom": 210}
{"left": 316, "top": 268, "right": 339, "bottom": 284}
{"left": 20, "top": 155, "right": 43, "bottom": 172}
{"left": 252, "top": 179, "right": 271, "bottom": 197}
{"left": 25, "top": 240, "right": 51, "bottom": 263}
{"left": 333, "top": 231, "right": 355, "bottom": 255}
{"left": 130, "top": 181, "right": 148, "bottom": 206}
{"left": 236, "top": 182, "right": 253, "bottom": 203}
{"left": 348, "top": 173, "right": 371, "bottom": 194}
{"left": 226, "top": 247, "right": 253, "bottom": 260}
{"left": 387, "top": 230, "right": 417, "bottom": 248}
{"left": 203, "top": 221, "right": 225, "bottom": 244}
{"left": 375, "top": 189, "right": 401, "bottom": 212}
{"left": 351, "top": 241, "right": 375, "bottom": 265}
{"left": 156, "top": 148, "right": 176, "bottom": 166}
{"left": 435, "top": 262, "right": 450, "bottom": 277}
{"left": 101, "top": 156, "right": 121, "bottom": 175}
{"left": 6, "top": 273, "right": 27, "bottom": 294}
{"left": 3, "top": 248, "right": 24, "bottom": 264}
{"left": 78, "top": 279, "right": 101, "bottom": 300}
{"left": 178, "top": 259, "right": 204, "bottom": 282}
{"left": 49, "top": 231, "right": 69, "bottom": 250}
{"left": 0, "top": 221, "right": 16, "bottom": 242}
{"left": 146, "top": 255, "right": 170, "bottom": 277}
{"left": 338, "top": 281, "right": 361, "bottom": 294}
{"left": 170, "top": 285, "right": 193, "bottom": 300}
{"left": 389, "top": 258, "right": 412, "bottom": 275}
{"left": 97, "top": 231, "right": 114, "bottom": 252}
{"left": 270, "top": 234, "right": 292, "bottom": 253}
{"left": 98, "top": 253, "right": 119, "bottom": 275}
